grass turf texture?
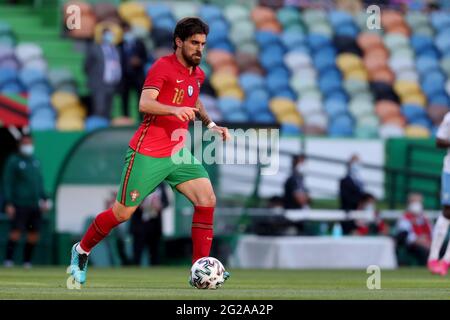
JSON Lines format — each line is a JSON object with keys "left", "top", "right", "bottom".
{"left": 0, "top": 267, "right": 449, "bottom": 300}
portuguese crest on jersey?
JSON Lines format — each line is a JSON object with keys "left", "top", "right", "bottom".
{"left": 130, "top": 190, "right": 140, "bottom": 202}
{"left": 188, "top": 85, "right": 194, "bottom": 97}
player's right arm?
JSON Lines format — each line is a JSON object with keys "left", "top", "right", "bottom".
{"left": 436, "top": 113, "right": 450, "bottom": 148}
{"left": 139, "top": 89, "right": 198, "bottom": 121}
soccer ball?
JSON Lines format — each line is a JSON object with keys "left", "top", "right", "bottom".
{"left": 190, "top": 257, "right": 226, "bottom": 289}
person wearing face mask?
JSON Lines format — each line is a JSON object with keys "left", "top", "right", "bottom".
{"left": 395, "top": 193, "right": 432, "bottom": 266}
{"left": 283, "top": 154, "right": 311, "bottom": 210}
{"left": 84, "top": 27, "right": 122, "bottom": 119}
{"left": 119, "top": 22, "right": 148, "bottom": 120}
{"left": 2, "top": 134, "right": 49, "bottom": 268}
{"left": 339, "top": 155, "right": 367, "bottom": 235}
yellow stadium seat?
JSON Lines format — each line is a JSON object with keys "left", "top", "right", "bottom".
{"left": 51, "top": 91, "right": 80, "bottom": 111}
{"left": 129, "top": 16, "right": 152, "bottom": 31}
{"left": 278, "top": 112, "right": 303, "bottom": 126}
{"left": 56, "top": 116, "right": 85, "bottom": 131}
{"left": 337, "top": 53, "right": 363, "bottom": 73}
{"left": 394, "top": 80, "right": 421, "bottom": 97}
{"left": 344, "top": 68, "right": 369, "bottom": 81}
{"left": 401, "top": 92, "right": 427, "bottom": 106}
{"left": 218, "top": 86, "right": 245, "bottom": 100}
{"left": 269, "top": 98, "right": 297, "bottom": 115}
{"left": 405, "top": 125, "right": 431, "bottom": 138}
{"left": 210, "top": 72, "right": 238, "bottom": 91}
{"left": 118, "top": 2, "right": 146, "bottom": 22}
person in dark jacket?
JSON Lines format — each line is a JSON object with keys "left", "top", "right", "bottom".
{"left": 119, "top": 22, "right": 148, "bottom": 119}
{"left": 283, "top": 154, "right": 311, "bottom": 210}
{"left": 339, "top": 154, "right": 365, "bottom": 211}
{"left": 3, "top": 134, "right": 49, "bottom": 268}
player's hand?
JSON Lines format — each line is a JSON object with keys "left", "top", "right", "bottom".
{"left": 210, "top": 125, "right": 231, "bottom": 141}
{"left": 5, "top": 204, "right": 15, "bottom": 219}
{"left": 173, "top": 107, "right": 199, "bottom": 122}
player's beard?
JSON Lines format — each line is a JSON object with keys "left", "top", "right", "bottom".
{"left": 182, "top": 46, "right": 202, "bottom": 67}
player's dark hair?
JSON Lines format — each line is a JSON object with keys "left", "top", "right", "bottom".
{"left": 173, "top": 17, "right": 209, "bottom": 50}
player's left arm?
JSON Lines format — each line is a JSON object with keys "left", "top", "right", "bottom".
{"left": 195, "top": 99, "right": 231, "bottom": 141}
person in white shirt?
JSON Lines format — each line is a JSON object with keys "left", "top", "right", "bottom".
{"left": 428, "top": 112, "right": 450, "bottom": 275}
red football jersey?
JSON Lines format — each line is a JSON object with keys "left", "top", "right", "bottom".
{"left": 129, "top": 53, "right": 205, "bottom": 157}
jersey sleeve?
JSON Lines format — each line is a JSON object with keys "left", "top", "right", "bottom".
{"left": 436, "top": 113, "right": 450, "bottom": 140}
{"left": 142, "top": 58, "right": 168, "bottom": 92}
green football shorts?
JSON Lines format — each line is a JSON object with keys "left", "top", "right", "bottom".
{"left": 117, "top": 147, "right": 209, "bottom": 206}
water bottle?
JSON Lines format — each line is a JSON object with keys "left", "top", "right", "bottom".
{"left": 332, "top": 222, "right": 343, "bottom": 238}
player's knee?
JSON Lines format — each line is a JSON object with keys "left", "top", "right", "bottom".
{"left": 443, "top": 206, "right": 450, "bottom": 219}
{"left": 114, "top": 210, "right": 133, "bottom": 222}
{"left": 196, "top": 193, "right": 216, "bottom": 207}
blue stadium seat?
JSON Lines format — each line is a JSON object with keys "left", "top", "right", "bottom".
{"left": 274, "top": 88, "right": 297, "bottom": 100}
{"left": 435, "top": 29, "right": 450, "bottom": 55}
{"left": 401, "top": 104, "right": 427, "bottom": 122}
{"left": 307, "top": 33, "right": 332, "bottom": 51}
{"left": 416, "top": 55, "right": 440, "bottom": 75}
{"left": 28, "top": 90, "right": 51, "bottom": 113}
{"left": 430, "top": 11, "right": 450, "bottom": 30}
{"left": 325, "top": 89, "right": 348, "bottom": 102}
{"left": 224, "top": 110, "right": 248, "bottom": 122}
{"left": 85, "top": 116, "right": 110, "bottom": 131}
{"left": 18, "top": 68, "right": 47, "bottom": 89}
{"left": 281, "top": 31, "right": 306, "bottom": 51}
{"left": 281, "top": 123, "right": 302, "bottom": 135}
{"left": 259, "top": 46, "right": 286, "bottom": 70}
{"left": 253, "top": 111, "right": 276, "bottom": 124}
{"left": 328, "top": 10, "right": 354, "bottom": 28}
{"left": 324, "top": 99, "right": 347, "bottom": 118}
{"left": 410, "top": 34, "right": 435, "bottom": 54}
{"left": 152, "top": 16, "right": 176, "bottom": 32}
{"left": 255, "top": 31, "right": 281, "bottom": 47}
{"left": 1, "top": 81, "right": 23, "bottom": 94}
{"left": 319, "top": 75, "right": 342, "bottom": 96}
{"left": 217, "top": 97, "right": 242, "bottom": 114}
{"left": 199, "top": 4, "right": 223, "bottom": 23}
{"left": 146, "top": 3, "right": 172, "bottom": 22}
{"left": 239, "top": 73, "right": 266, "bottom": 92}
{"left": 328, "top": 113, "right": 354, "bottom": 137}
{"left": 335, "top": 23, "right": 359, "bottom": 38}
{"left": 0, "top": 67, "right": 17, "bottom": 87}
{"left": 428, "top": 92, "right": 450, "bottom": 106}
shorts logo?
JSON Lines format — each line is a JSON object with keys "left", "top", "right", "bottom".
{"left": 197, "top": 80, "right": 201, "bottom": 88}
{"left": 130, "top": 190, "right": 140, "bottom": 202}
{"left": 188, "top": 85, "right": 194, "bottom": 97}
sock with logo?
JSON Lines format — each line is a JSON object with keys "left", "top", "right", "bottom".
{"left": 191, "top": 206, "right": 214, "bottom": 264}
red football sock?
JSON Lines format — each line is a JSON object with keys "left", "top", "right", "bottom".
{"left": 191, "top": 206, "right": 214, "bottom": 263}
{"left": 79, "top": 208, "right": 121, "bottom": 253}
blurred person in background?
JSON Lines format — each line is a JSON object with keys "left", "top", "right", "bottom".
{"left": 119, "top": 22, "right": 148, "bottom": 120}
{"left": 2, "top": 134, "right": 49, "bottom": 268}
{"left": 352, "top": 193, "right": 390, "bottom": 236}
{"left": 84, "top": 27, "right": 122, "bottom": 119}
{"left": 339, "top": 154, "right": 365, "bottom": 212}
{"left": 283, "top": 154, "right": 310, "bottom": 235}
{"left": 130, "top": 184, "right": 168, "bottom": 266}
{"left": 283, "top": 154, "right": 311, "bottom": 210}
{"left": 396, "top": 193, "right": 432, "bottom": 266}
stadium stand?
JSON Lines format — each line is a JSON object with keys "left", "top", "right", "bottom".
{"left": 0, "top": 0, "right": 449, "bottom": 138}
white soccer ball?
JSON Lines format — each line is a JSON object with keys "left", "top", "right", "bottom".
{"left": 190, "top": 257, "right": 226, "bottom": 289}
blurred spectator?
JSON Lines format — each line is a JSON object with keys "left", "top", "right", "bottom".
{"left": 84, "top": 27, "right": 122, "bottom": 119}
{"left": 119, "top": 22, "right": 148, "bottom": 119}
{"left": 395, "top": 193, "right": 432, "bottom": 265}
{"left": 130, "top": 184, "right": 168, "bottom": 266}
{"left": 268, "top": 195, "right": 284, "bottom": 209}
{"left": 353, "top": 193, "right": 390, "bottom": 236}
{"left": 3, "top": 134, "right": 49, "bottom": 268}
{"left": 339, "top": 154, "right": 365, "bottom": 212}
{"left": 283, "top": 154, "right": 311, "bottom": 209}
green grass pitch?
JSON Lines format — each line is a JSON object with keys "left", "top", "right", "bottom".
{"left": 0, "top": 266, "right": 449, "bottom": 300}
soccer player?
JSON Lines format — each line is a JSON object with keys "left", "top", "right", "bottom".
{"left": 69, "top": 17, "right": 230, "bottom": 286}
{"left": 428, "top": 112, "right": 450, "bottom": 275}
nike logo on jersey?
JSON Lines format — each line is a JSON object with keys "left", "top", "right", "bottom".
{"left": 176, "top": 79, "right": 184, "bottom": 83}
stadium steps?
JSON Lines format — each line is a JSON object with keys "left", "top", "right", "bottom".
{"left": 0, "top": 4, "right": 87, "bottom": 94}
